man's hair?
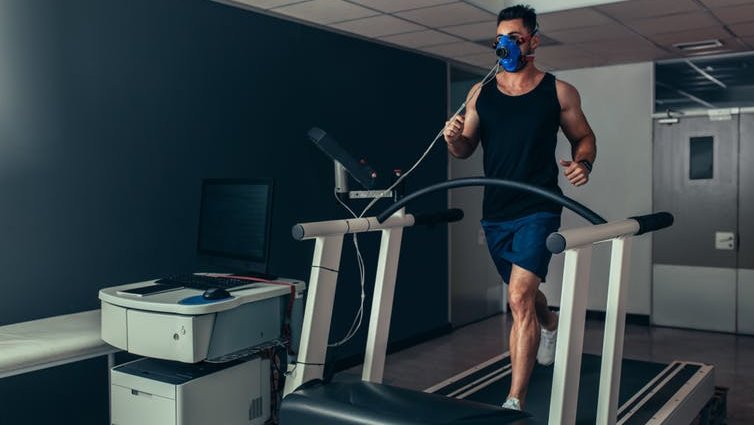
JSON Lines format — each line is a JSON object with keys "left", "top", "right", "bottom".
{"left": 497, "top": 4, "right": 538, "bottom": 34}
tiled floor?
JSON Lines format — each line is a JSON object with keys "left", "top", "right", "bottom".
{"left": 345, "top": 314, "right": 754, "bottom": 424}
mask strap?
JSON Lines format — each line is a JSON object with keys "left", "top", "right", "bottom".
{"left": 523, "top": 25, "right": 538, "bottom": 62}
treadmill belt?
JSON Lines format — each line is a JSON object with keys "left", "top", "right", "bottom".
{"left": 450, "top": 354, "right": 666, "bottom": 425}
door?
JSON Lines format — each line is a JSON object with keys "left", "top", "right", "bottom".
{"left": 652, "top": 114, "right": 739, "bottom": 333}
{"left": 739, "top": 113, "right": 754, "bottom": 335}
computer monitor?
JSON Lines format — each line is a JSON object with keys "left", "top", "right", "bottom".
{"left": 196, "top": 178, "right": 273, "bottom": 274}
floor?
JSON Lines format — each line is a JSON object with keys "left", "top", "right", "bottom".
{"left": 344, "top": 314, "right": 754, "bottom": 424}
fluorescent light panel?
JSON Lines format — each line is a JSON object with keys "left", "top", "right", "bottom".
{"left": 673, "top": 39, "right": 723, "bottom": 51}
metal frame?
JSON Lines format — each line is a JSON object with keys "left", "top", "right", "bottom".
{"left": 362, "top": 211, "right": 405, "bottom": 383}
{"left": 287, "top": 206, "right": 705, "bottom": 425}
{"left": 283, "top": 235, "right": 344, "bottom": 394}
{"left": 641, "top": 364, "right": 715, "bottom": 425}
{"left": 597, "top": 237, "right": 633, "bottom": 425}
{"left": 283, "top": 212, "right": 412, "bottom": 395}
{"left": 547, "top": 218, "right": 674, "bottom": 425}
{"left": 549, "top": 245, "right": 593, "bottom": 425}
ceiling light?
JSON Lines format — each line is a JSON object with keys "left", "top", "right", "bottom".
{"left": 685, "top": 49, "right": 732, "bottom": 57}
{"left": 673, "top": 39, "right": 723, "bottom": 51}
{"left": 658, "top": 117, "right": 679, "bottom": 125}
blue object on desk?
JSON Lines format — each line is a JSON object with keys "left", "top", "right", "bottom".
{"left": 179, "top": 295, "right": 233, "bottom": 305}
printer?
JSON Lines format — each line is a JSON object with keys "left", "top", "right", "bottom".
{"left": 99, "top": 279, "right": 305, "bottom": 363}
{"left": 100, "top": 278, "right": 305, "bottom": 425}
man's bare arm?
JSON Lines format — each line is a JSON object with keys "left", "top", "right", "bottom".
{"left": 557, "top": 80, "right": 596, "bottom": 186}
{"left": 445, "top": 82, "right": 482, "bottom": 159}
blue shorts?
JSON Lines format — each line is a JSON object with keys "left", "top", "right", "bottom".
{"left": 481, "top": 211, "right": 561, "bottom": 284}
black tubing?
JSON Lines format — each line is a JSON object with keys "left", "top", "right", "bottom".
{"left": 376, "top": 178, "right": 607, "bottom": 225}
{"left": 412, "top": 208, "right": 464, "bottom": 226}
{"left": 630, "top": 212, "right": 674, "bottom": 235}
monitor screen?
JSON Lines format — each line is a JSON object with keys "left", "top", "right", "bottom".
{"left": 197, "top": 179, "right": 273, "bottom": 272}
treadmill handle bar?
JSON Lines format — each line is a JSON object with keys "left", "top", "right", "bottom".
{"left": 546, "top": 212, "right": 674, "bottom": 254}
{"left": 291, "top": 209, "right": 464, "bottom": 241}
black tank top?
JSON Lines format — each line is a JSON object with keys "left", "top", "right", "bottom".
{"left": 476, "top": 72, "right": 563, "bottom": 221}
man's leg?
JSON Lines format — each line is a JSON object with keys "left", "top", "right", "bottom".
{"left": 534, "top": 288, "right": 559, "bottom": 367}
{"left": 507, "top": 264, "right": 542, "bottom": 406}
{"left": 535, "top": 289, "right": 558, "bottom": 332}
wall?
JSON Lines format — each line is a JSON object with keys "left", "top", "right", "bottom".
{"left": 448, "top": 62, "right": 654, "bottom": 322}
{"left": 546, "top": 62, "right": 654, "bottom": 315}
{"left": 0, "top": 0, "right": 448, "bottom": 423}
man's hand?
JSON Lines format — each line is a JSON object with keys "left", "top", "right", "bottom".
{"left": 559, "top": 159, "right": 590, "bottom": 187}
{"left": 444, "top": 115, "right": 465, "bottom": 145}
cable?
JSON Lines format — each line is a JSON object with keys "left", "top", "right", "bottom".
{"left": 284, "top": 360, "right": 326, "bottom": 377}
{"left": 330, "top": 232, "right": 365, "bottom": 347}
{"left": 328, "top": 188, "right": 366, "bottom": 347}
{"left": 357, "top": 61, "right": 500, "bottom": 218}
{"left": 325, "top": 62, "right": 500, "bottom": 347}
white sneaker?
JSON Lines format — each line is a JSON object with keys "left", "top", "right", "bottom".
{"left": 537, "top": 322, "right": 558, "bottom": 366}
{"left": 502, "top": 397, "right": 521, "bottom": 411}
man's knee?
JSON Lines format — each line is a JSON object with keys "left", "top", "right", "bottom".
{"left": 508, "top": 287, "right": 537, "bottom": 314}
{"left": 508, "top": 266, "right": 540, "bottom": 311}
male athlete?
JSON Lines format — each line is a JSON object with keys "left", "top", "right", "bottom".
{"left": 444, "top": 4, "right": 596, "bottom": 411}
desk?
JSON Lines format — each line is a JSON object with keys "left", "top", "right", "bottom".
{"left": 0, "top": 310, "right": 118, "bottom": 379}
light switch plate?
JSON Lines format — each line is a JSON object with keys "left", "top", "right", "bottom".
{"left": 715, "top": 231, "right": 735, "bottom": 250}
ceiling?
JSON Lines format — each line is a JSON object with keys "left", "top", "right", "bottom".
{"left": 220, "top": 0, "right": 754, "bottom": 72}
{"left": 655, "top": 53, "right": 754, "bottom": 110}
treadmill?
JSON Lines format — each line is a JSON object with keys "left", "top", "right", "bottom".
{"left": 279, "top": 178, "right": 716, "bottom": 424}
{"left": 426, "top": 351, "right": 713, "bottom": 424}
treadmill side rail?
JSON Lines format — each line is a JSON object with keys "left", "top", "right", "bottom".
{"left": 597, "top": 237, "right": 633, "bottom": 425}
{"left": 548, "top": 246, "right": 593, "bottom": 425}
{"left": 618, "top": 362, "right": 715, "bottom": 425}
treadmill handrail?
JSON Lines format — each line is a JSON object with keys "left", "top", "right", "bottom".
{"left": 292, "top": 213, "right": 415, "bottom": 241}
{"left": 546, "top": 220, "right": 638, "bottom": 253}
{"left": 291, "top": 209, "right": 465, "bottom": 241}
{"left": 546, "top": 212, "right": 674, "bottom": 253}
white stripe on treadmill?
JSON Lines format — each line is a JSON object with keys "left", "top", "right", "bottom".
{"left": 617, "top": 361, "right": 684, "bottom": 425}
{"left": 616, "top": 362, "right": 679, "bottom": 416}
{"left": 424, "top": 352, "right": 510, "bottom": 393}
{"left": 456, "top": 365, "right": 511, "bottom": 398}
{"left": 644, "top": 364, "right": 714, "bottom": 425}
{"left": 448, "top": 365, "right": 511, "bottom": 398}
{"left": 456, "top": 366, "right": 511, "bottom": 398}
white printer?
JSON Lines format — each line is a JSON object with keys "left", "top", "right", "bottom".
{"left": 110, "top": 355, "right": 271, "bottom": 425}
{"left": 100, "top": 278, "right": 305, "bottom": 363}
{"left": 100, "top": 278, "right": 305, "bottom": 425}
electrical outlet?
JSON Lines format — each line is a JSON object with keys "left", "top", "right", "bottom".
{"left": 715, "top": 231, "right": 735, "bottom": 250}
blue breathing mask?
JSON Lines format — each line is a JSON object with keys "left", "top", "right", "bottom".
{"left": 495, "top": 34, "right": 526, "bottom": 73}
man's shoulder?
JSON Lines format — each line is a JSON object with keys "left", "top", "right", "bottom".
{"left": 554, "top": 78, "right": 580, "bottom": 107}
{"left": 554, "top": 77, "right": 578, "bottom": 93}
{"left": 466, "top": 80, "right": 488, "bottom": 108}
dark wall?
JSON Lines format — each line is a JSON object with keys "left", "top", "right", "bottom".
{"left": 0, "top": 0, "right": 448, "bottom": 423}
